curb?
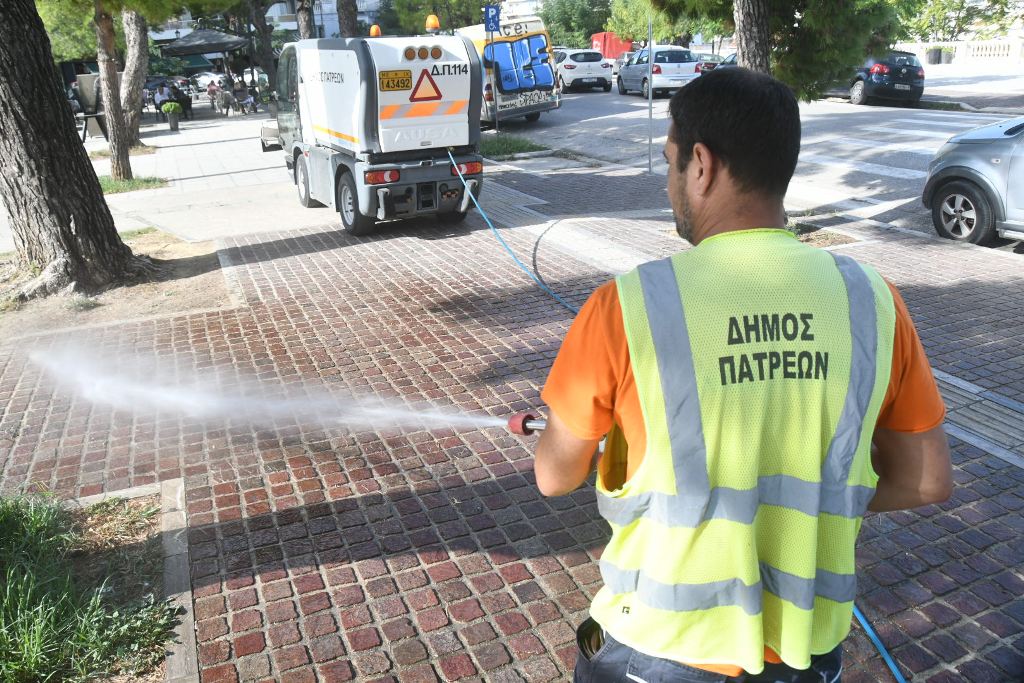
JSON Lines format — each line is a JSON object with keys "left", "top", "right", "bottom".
{"left": 65, "top": 479, "right": 198, "bottom": 683}
{"left": 486, "top": 149, "right": 556, "bottom": 161}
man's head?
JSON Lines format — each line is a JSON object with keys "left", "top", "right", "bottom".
{"left": 665, "top": 67, "right": 800, "bottom": 244}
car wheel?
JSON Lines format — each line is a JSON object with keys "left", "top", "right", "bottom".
{"left": 524, "top": 112, "right": 541, "bottom": 122}
{"left": 617, "top": 77, "right": 627, "bottom": 94}
{"left": 295, "top": 155, "right": 321, "bottom": 208}
{"left": 931, "top": 180, "right": 995, "bottom": 245}
{"left": 641, "top": 79, "right": 650, "bottom": 99}
{"left": 603, "top": 82, "right": 612, "bottom": 92}
{"left": 337, "top": 172, "right": 374, "bottom": 235}
{"left": 559, "top": 76, "right": 569, "bottom": 92}
{"left": 905, "top": 97, "right": 921, "bottom": 108}
{"left": 850, "top": 80, "right": 868, "bottom": 105}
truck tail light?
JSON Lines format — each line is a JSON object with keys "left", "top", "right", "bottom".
{"left": 484, "top": 83, "right": 493, "bottom": 102}
{"left": 652, "top": 64, "right": 662, "bottom": 75}
{"left": 869, "top": 63, "right": 890, "bottom": 75}
{"left": 365, "top": 169, "right": 400, "bottom": 184}
{"left": 452, "top": 161, "right": 483, "bottom": 176}
{"left": 563, "top": 64, "right": 576, "bottom": 69}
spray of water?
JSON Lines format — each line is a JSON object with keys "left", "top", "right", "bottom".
{"left": 30, "top": 346, "right": 507, "bottom": 432}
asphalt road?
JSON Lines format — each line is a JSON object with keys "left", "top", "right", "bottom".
{"left": 493, "top": 88, "right": 1020, "bottom": 250}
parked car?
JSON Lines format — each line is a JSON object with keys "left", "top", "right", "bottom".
{"left": 695, "top": 52, "right": 723, "bottom": 72}
{"left": 618, "top": 46, "right": 700, "bottom": 98}
{"left": 553, "top": 48, "right": 613, "bottom": 92}
{"left": 922, "top": 117, "right": 1024, "bottom": 245}
{"left": 614, "top": 51, "right": 634, "bottom": 76}
{"left": 849, "top": 50, "right": 924, "bottom": 106}
{"left": 190, "top": 71, "right": 223, "bottom": 89}
{"left": 717, "top": 53, "right": 737, "bottom": 68}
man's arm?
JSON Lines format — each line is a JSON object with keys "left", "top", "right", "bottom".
{"left": 868, "top": 424, "right": 952, "bottom": 512}
{"left": 535, "top": 410, "right": 602, "bottom": 497}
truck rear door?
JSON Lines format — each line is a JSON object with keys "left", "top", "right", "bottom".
{"left": 367, "top": 37, "right": 473, "bottom": 153}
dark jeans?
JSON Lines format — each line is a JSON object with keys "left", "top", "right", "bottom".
{"left": 574, "top": 618, "right": 843, "bottom": 683}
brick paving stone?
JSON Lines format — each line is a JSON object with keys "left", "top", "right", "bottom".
{"left": 3, "top": 178, "right": 1024, "bottom": 683}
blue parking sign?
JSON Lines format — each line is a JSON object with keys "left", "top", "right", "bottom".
{"left": 484, "top": 5, "right": 501, "bottom": 32}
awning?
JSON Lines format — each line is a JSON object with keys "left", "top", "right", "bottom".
{"left": 161, "top": 29, "right": 249, "bottom": 57}
{"left": 181, "top": 54, "right": 214, "bottom": 68}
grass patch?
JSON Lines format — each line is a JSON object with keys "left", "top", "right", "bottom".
{"left": 98, "top": 176, "right": 167, "bottom": 194}
{"left": 0, "top": 495, "right": 177, "bottom": 682}
{"left": 480, "top": 134, "right": 548, "bottom": 159}
{"left": 119, "top": 227, "right": 157, "bottom": 241}
{"left": 89, "top": 145, "right": 159, "bottom": 160}
{"left": 65, "top": 296, "right": 103, "bottom": 312}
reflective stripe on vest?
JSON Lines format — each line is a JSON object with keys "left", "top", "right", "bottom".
{"left": 599, "top": 252, "right": 880, "bottom": 613}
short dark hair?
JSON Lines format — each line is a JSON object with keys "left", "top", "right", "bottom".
{"left": 668, "top": 67, "right": 800, "bottom": 198}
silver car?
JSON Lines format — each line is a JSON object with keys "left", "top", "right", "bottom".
{"left": 617, "top": 46, "right": 700, "bottom": 98}
{"left": 922, "top": 117, "right": 1024, "bottom": 244}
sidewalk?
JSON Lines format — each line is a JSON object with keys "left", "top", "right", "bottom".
{"left": 1, "top": 151, "right": 1023, "bottom": 681}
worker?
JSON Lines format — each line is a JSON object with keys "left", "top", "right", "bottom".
{"left": 534, "top": 67, "right": 952, "bottom": 682}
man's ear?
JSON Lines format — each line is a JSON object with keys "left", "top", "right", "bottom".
{"left": 691, "top": 142, "right": 716, "bottom": 196}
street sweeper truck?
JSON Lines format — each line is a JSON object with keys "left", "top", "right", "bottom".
{"left": 263, "top": 23, "right": 484, "bottom": 235}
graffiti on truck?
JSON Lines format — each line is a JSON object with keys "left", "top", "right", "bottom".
{"left": 483, "top": 33, "right": 555, "bottom": 95}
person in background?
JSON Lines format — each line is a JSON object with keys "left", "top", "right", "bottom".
{"left": 206, "top": 78, "right": 221, "bottom": 111}
{"left": 153, "top": 83, "right": 170, "bottom": 121}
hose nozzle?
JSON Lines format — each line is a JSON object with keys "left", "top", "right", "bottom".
{"left": 508, "top": 411, "right": 546, "bottom": 436}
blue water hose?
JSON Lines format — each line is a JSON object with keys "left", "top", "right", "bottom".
{"left": 447, "top": 148, "right": 906, "bottom": 683}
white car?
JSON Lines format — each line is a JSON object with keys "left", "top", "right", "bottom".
{"left": 553, "top": 48, "right": 613, "bottom": 92}
{"left": 618, "top": 46, "right": 701, "bottom": 98}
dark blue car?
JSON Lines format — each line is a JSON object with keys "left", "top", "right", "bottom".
{"left": 849, "top": 50, "right": 924, "bottom": 106}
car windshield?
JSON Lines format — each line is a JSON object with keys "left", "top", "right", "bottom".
{"left": 571, "top": 52, "right": 603, "bottom": 62}
{"left": 887, "top": 53, "right": 921, "bottom": 67}
{"left": 654, "top": 50, "right": 693, "bottom": 63}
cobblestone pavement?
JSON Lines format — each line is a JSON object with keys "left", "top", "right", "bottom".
{"left": 0, "top": 160, "right": 1023, "bottom": 681}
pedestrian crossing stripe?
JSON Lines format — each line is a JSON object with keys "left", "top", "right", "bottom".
{"left": 409, "top": 69, "right": 442, "bottom": 102}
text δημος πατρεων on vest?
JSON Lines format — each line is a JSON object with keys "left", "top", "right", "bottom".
{"left": 718, "top": 312, "right": 829, "bottom": 386}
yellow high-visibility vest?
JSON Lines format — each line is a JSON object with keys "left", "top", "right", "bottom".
{"left": 590, "top": 230, "right": 895, "bottom": 673}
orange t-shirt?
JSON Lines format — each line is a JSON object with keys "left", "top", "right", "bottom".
{"left": 541, "top": 279, "right": 946, "bottom": 675}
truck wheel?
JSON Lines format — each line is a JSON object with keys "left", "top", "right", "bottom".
{"left": 438, "top": 210, "right": 468, "bottom": 225}
{"left": 337, "top": 172, "right": 374, "bottom": 236}
{"left": 617, "top": 78, "right": 627, "bottom": 94}
{"left": 524, "top": 112, "right": 541, "bottom": 122}
{"left": 295, "top": 156, "right": 321, "bottom": 208}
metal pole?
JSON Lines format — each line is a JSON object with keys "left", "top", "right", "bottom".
{"left": 647, "top": 17, "right": 653, "bottom": 174}
{"left": 489, "top": 29, "right": 499, "bottom": 133}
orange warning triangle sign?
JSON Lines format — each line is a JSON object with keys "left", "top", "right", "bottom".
{"left": 409, "top": 69, "right": 442, "bottom": 102}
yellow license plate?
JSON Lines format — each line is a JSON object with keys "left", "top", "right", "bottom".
{"left": 379, "top": 70, "right": 412, "bottom": 91}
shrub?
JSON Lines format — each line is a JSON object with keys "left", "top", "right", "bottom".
{"left": 160, "top": 101, "right": 183, "bottom": 115}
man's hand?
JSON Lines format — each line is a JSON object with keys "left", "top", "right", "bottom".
{"left": 868, "top": 424, "right": 953, "bottom": 512}
{"left": 535, "top": 410, "right": 602, "bottom": 497}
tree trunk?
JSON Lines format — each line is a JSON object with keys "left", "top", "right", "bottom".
{"left": 733, "top": 0, "right": 771, "bottom": 74}
{"left": 337, "top": 0, "right": 359, "bottom": 37}
{"left": 297, "top": 0, "right": 315, "bottom": 39}
{"left": 120, "top": 10, "right": 148, "bottom": 147}
{"left": 250, "top": 1, "right": 278, "bottom": 92}
{"left": 93, "top": 0, "right": 132, "bottom": 180}
{"left": 0, "top": 0, "right": 146, "bottom": 297}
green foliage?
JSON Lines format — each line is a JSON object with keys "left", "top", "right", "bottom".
{"left": 98, "top": 176, "right": 168, "bottom": 193}
{"left": 606, "top": 0, "right": 727, "bottom": 43}
{"left": 38, "top": 0, "right": 121, "bottom": 62}
{"left": 655, "top": 0, "right": 905, "bottom": 100}
{"left": 160, "top": 101, "right": 183, "bottom": 113}
{"left": 901, "top": 0, "right": 1021, "bottom": 42}
{"left": 148, "top": 44, "right": 186, "bottom": 75}
{"left": 539, "top": 0, "right": 611, "bottom": 48}
{"left": 377, "top": 0, "right": 481, "bottom": 35}
{"left": 0, "top": 496, "right": 178, "bottom": 682}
